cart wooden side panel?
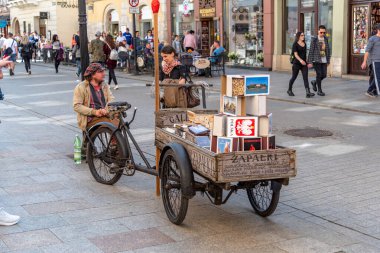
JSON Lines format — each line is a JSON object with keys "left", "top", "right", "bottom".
{"left": 156, "top": 127, "right": 297, "bottom": 183}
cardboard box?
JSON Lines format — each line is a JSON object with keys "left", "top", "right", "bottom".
{"left": 258, "top": 113, "right": 273, "bottom": 137}
{"left": 216, "top": 137, "right": 239, "bottom": 154}
{"left": 262, "top": 135, "right": 276, "bottom": 150}
{"left": 240, "top": 137, "right": 262, "bottom": 151}
{"left": 226, "top": 116, "right": 258, "bottom": 138}
{"left": 210, "top": 134, "right": 218, "bottom": 153}
{"left": 246, "top": 96, "right": 267, "bottom": 116}
{"left": 213, "top": 114, "right": 227, "bottom": 137}
{"left": 226, "top": 75, "right": 245, "bottom": 97}
{"left": 222, "top": 95, "right": 244, "bottom": 116}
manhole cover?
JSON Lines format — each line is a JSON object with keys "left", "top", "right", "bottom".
{"left": 284, "top": 128, "right": 333, "bottom": 138}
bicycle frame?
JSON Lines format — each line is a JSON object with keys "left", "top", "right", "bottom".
{"left": 87, "top": 109, "right": 158, "bottom": 177}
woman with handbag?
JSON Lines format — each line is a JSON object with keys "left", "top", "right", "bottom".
{"left": 159, "top": 45, "right": 186, "bottom": 84}
{"left": 288, "top": 31, "right": 315, "bottom": 98}
{"left": 20, "top": 35, "right": 33, "bottom": 75}
{"left": 159, "top": 45, "right": 200, "bottom": 108}
{"left": 103, "top": 34, "right": 119, "bottom": 90}
{"left": 52, "top": 34, "right": 63, "bottom": 73}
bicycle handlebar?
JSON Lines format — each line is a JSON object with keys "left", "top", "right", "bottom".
{"left": 128, "top": 107, "right": 137, "bottom": 126}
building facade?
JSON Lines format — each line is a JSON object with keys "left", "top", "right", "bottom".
{"left": 8, "top": 0, "right": 78, "bottom": 46}
{"left": 272, "top": 0, "right": 357, "bottom": 77}
{"left": 86, "top": 0, "right": 169, "bottom": 41}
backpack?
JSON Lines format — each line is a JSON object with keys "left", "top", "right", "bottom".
{"left": 106, "top": 42, "right": 118, "bottom": 60}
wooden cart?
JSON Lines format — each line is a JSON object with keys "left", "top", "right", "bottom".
{"left": 155, "top": 109, "right": 297, "bottom": 225}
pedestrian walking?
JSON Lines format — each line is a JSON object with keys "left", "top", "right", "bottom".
{"left": 52, "top": 34, "right": 63, "bottom": 73}
{"left": 183, "top": 30, "right": 197, "bottom": 52}
{"left": 0, "top": 56, "right": 21, "bottom": 224}
{"left": 288, "top": 32, "right": 315, "bottom": 98}
{"left": 72, "top": 32, "right": 81, "bottom": 78}
{"left": 361, "top": 23, "right": 380, "bottom": 98}
{"left": 2, "top": 32, "right": 18, "bottom": 76}
{"left": 89, "top": 31, "right": 106, "bottom": 65}
{"left": 104, "top": 34, "right": 119, "bottom": 90}
{"left": 0, "top": 34, "right": 6, "bottom": 53}
{"left": 308, "top": 25, "right": 331, "bottom": 96}
{"left": 172, "top": 35, "right": 182, "bottom": 55}
{"left": 20, "top": 35, "right": 33, "bottom": 75}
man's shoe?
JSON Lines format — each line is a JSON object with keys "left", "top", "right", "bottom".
{"left": 28, "top": 71, "right": 31, "bottom": 75}
{"left": 76, "top": 72, "right": 79, "bottom": 77}
{"left": 114, "top": 85, "right": 119, "bottom": 90}
{"left": 0, "top": 208, "right": 20, "bottom": 226}
{"left": 365, "top": 91, "right": 376, "bottom": 98}
{"left": 9, "top": 70, "right": 14, "bottom": 76}
{"left": 311, "top": 80, "right": 317, "bottom": 92}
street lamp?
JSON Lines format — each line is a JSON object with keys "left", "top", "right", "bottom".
{"left": 78, "top": 0, "right": 89, "bottom": 81}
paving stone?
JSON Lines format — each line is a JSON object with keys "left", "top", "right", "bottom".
{"left": 23, "top": 198, "right": 93, "bottom": 216}
{"left": 342, "top": 243, "right": 380, "bottom": 253}
{"left": 114, "top": 213, "right": 171, "bottom": 231}
{"left": 89, "top": 228, "right": 175, "bottom": 252}
{"left": 50, "top": 219, "right": 131, "bottom": 242}
{"left": 1, "top": 192, "right": 58, "bottom": 207}
{"left": 3, "top": 182, "right": 65, "bottom": 195}
{"left": 17, "top": 214, "right": 68, "bottom": 232}
{"left": 274, "top": 237, "right": 341, "bottom": 253}
{"left": 40, "top": 238, "right": 103, "bottom": 253}
{"left": 0, "top": 229, "right": 61, "bottom": 251}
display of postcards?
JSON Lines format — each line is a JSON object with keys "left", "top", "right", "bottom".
{"left": 246, "top": 96, "right": 266, "bottom": 116}
{"left": 226, "top": 75, "right": 245, "bottom": 97}
{"left": 262, "top": 135, "right": 276, "bottom": 150}
{"left": 222, "top": 96, "right": 243, "bottom": 116}
{"left": 188, "top": 125, "right": 210, "bottom": 136}
{"left": 244, "top": 75, "right": 270, "bottom": 96}
{"left": 226, "top": 116, "right": 258, "bottom": 138}
{"left": 163, "top": 128, "right": 176, "bottom": 134}
{"left": 213, "top": 114, "right": 227, "bottom": 137}
{"left": 216, "top": 137, "right": 239, "bottom": 154}
{"left": 258, "top": 113, "right": 273, "bottom": 137}
{"left": 241, "top": 137, "right": 262, "bottom": 151}
{"left": 195, "top": 136, "right": 210, "bottom": 148}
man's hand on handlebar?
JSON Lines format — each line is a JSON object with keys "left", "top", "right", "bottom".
{"left": 94, "top": 109, "right": 108, "bottom": 117}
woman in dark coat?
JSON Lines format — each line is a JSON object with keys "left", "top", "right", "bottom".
{"left": 103, "top": 34, "right": 118, "bottom": 90}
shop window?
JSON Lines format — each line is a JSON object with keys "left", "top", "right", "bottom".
{"left": 171, "top": 0, "right": 194, "bottom": 38}
{"left": 283, "top": 0, "right": 298, "bottom": 54}
{"left": 352, "top": 5, "right": 368, "bottom": 55}
{"left": 318, "top": 0, "right": 333, "bottom": 49}
{"left": 228, "top": 0, "right": 264, "bottom": 67}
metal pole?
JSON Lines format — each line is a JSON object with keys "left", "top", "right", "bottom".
{"left": 78, "top": 0, "right": 89, "bottom": 81}
{"left": 153, "top": 12, "right": 160, "bottom": 197}
{"left": 132, "top": 14, "right": 139, "bottom": 75}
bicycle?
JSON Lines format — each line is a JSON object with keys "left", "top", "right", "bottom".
{"left": 84, "top": 101, "right": 157, "bottom": 185}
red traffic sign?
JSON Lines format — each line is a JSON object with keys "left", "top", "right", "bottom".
{"left": 129, "top": 0, "right": 139, "bottom": 7}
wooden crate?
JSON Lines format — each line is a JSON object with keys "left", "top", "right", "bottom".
{"left": 187, "top": 110, "right": 215, "bottom": 129}
{"left": 156, "top": 127, "right": 297, "bottom": 183}
{"left": 155, "top": 109, "right": 218, "bottom": 128}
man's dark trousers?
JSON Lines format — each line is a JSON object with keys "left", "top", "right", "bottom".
{"left": 314, "top": 63, "right": 327, "bottom": 87}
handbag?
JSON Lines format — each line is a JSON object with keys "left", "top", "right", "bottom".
{"left": 161, "top": 79, "right": 200, "bottom": 108}
{"left": 106, "top": 42, "right": 118, "bottom": 60}
{"left": 185, "top": 86, "right": 200, "bottom": 108}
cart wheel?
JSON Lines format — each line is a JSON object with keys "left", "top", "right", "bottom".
{"left": 87, "top": 127, "right": 125, "bottom": 185}
{"left": 161, "top": 149, "right": 189, "bottom": 225}
{"left": 246, "top": 180, "right": 280, "bottom": 217}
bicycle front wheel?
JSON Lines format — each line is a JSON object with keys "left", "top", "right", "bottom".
{"left": 87, "top": 127, "right": 126, "bottom": 185}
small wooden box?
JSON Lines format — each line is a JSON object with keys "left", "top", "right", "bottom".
{"left": 226, "top": 75, "right": 245, "bottom": 97}
{"left": 213, "top": 114, "right": 227, "bottom": 137}
{"left": 246, "top": 96, "right": 267, "bottom": 116}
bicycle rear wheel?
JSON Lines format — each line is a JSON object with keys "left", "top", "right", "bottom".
{"left": 87, "top": 127, "right": 126, "bottom": 185}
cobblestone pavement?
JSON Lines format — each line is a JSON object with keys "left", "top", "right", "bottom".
{"left": 0, "top": 64, "right": 379, "bottom": 252}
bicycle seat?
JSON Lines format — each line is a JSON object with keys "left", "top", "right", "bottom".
{"left": 108, "top": 101, "right": 132, "bottom": 112}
